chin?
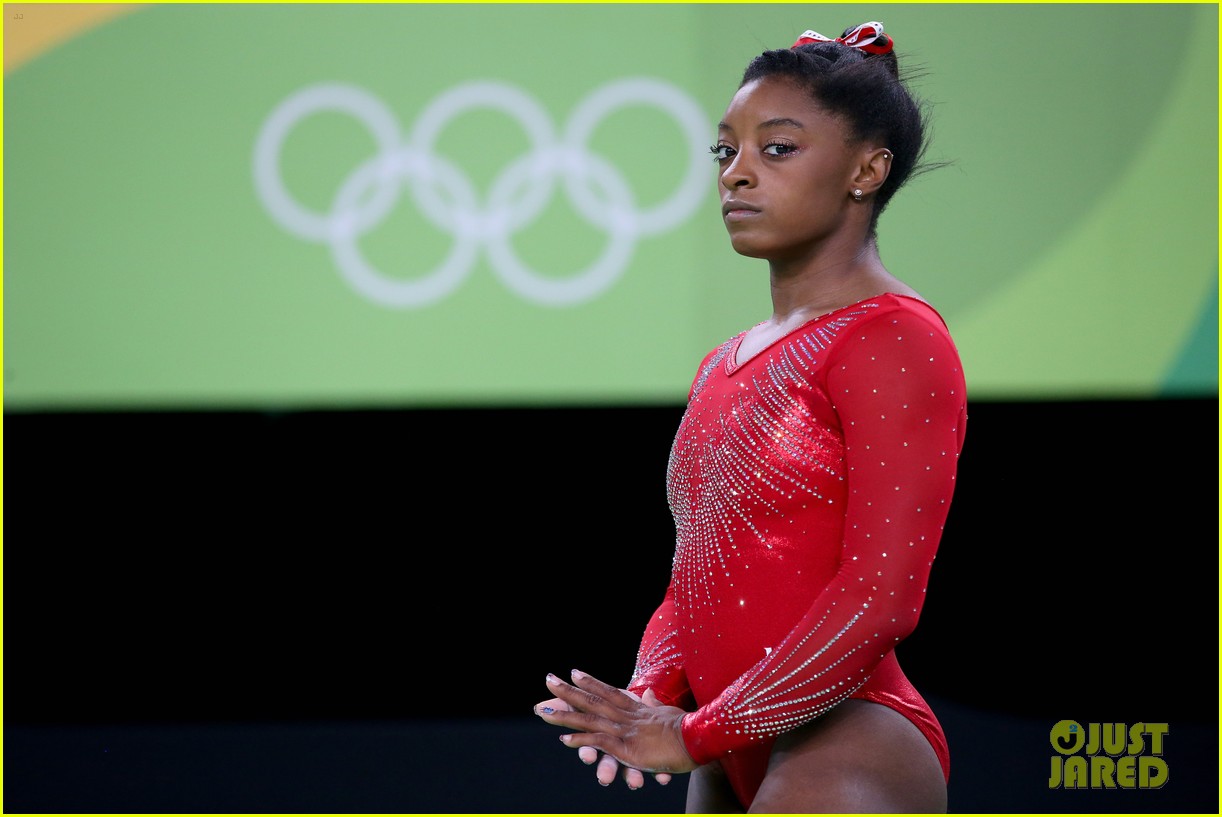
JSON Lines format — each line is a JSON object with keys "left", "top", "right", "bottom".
{"left": 727, "top": 236, "right": 769, "bottom": 259}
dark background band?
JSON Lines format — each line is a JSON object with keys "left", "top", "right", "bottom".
{"left": 5, "top": 396, "right": 1217, "bottom": 811}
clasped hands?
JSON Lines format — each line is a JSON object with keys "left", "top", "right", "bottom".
{"left": 534, "top": 668, "right": 697, "bottom": 789}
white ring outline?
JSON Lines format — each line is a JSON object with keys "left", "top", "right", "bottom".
{"left": 253, "top": 79, "right": 712, "bottom": 307}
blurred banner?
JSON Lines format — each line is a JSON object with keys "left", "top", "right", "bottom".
{"left": 4, "top": 3, "right": 1217, "bottom": 410}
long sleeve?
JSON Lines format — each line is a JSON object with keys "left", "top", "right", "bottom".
{"left": 623, "top": 341, "right": 740, "bottom": 710}
{"left": 627, "top": 581, "right": 696, "bottom": 709}
{"left": 678, "top": 305, "right": 967, "bottom": 763}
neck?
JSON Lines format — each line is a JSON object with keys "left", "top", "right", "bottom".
{"left": 766, "top": 237, "right": 892, "bottom": 324}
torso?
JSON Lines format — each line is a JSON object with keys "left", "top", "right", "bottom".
{"left": 667, "top": 292, "right": 962, "bottom": 806}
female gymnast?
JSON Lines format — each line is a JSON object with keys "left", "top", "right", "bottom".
{"left": 536, "top": 21, "right": 966, "bottom": 813}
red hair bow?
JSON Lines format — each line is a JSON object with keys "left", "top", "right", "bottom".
{"left": 792, "top": 21, "right": 893, "bottom": 55}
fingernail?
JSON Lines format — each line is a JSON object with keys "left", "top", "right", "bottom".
{"left": 571, "top": 668, "right": 586, "bottom": 680}
{"left": 559, "top": 735, "right": 571, "bottom": 744}
{"left": 546, "top": 673, "right": 560, "bottom": 686}
{"left": 537, "top": 706, "right": 554, "bottom": 715}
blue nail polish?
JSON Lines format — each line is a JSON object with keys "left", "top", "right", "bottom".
{"left": 539, "top": 706, "right": 554, "bottom": 714}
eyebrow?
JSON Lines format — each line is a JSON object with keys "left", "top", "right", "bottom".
{"left": 718, "top": 117, "right": 807, "bottom": 131}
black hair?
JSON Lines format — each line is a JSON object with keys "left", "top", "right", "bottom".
{"left": 740, "top": 31, "right": 938, "bottom": 235}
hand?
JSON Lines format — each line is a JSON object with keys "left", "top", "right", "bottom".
{"left": 535, "top": 689, "right": 674, "bottom": 789}
{"left": 535, "top": 669, "right": 698, "bottom": 777}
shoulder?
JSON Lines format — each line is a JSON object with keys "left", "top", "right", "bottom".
{"left": 687, "top": 331, "right": 745, "bottom": 400}
{"left": 780, "top": 293, "right": 956, "bottom": 353}
{"left": 830, "top": 293, "right": 958, "bottom": 347}
{"left": 824, "top": 293, "right": 965, "bottom": 380}
{"left": 698, "top": 332, "right": 743, "bottom": 369}
{"left": 863, "top": 293, "right": 950, "bottom": 329}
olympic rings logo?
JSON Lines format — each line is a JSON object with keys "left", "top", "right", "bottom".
{"left": 253, "top": 79, "right": 713, "bottom": 308}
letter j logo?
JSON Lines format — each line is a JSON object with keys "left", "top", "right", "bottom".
{"left": 1050, "top": 719, "right": 1085, "bottom": 754}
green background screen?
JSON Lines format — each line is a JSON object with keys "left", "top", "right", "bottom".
{"left": 5, "top": 3, "right": 1217, "bottom": 410}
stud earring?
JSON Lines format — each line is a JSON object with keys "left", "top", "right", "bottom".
{"left": 852, "top": 188, "right": 864, "bottom": 201}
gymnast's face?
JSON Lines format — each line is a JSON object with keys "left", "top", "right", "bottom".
{"left": 713, "top": 76, "right": 864, "bottom": 261}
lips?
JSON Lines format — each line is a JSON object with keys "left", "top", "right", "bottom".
{"left": 722, "top": 200, "right": 761, "bottom": 221}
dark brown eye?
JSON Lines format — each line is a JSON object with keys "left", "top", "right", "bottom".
{"left": 763, "top": 143, "right": 797, "bottom": 156}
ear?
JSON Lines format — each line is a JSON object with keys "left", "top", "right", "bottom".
{"left": 851, "top": 148, "right": 893, "bottom": 197}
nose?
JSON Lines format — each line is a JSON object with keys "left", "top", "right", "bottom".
{"left": 721, "top": 151, "right": 755, "bottom": 191}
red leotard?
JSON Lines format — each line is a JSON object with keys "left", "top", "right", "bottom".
{"left": 627, "top": 293, "right": 967, "bottom": 808}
